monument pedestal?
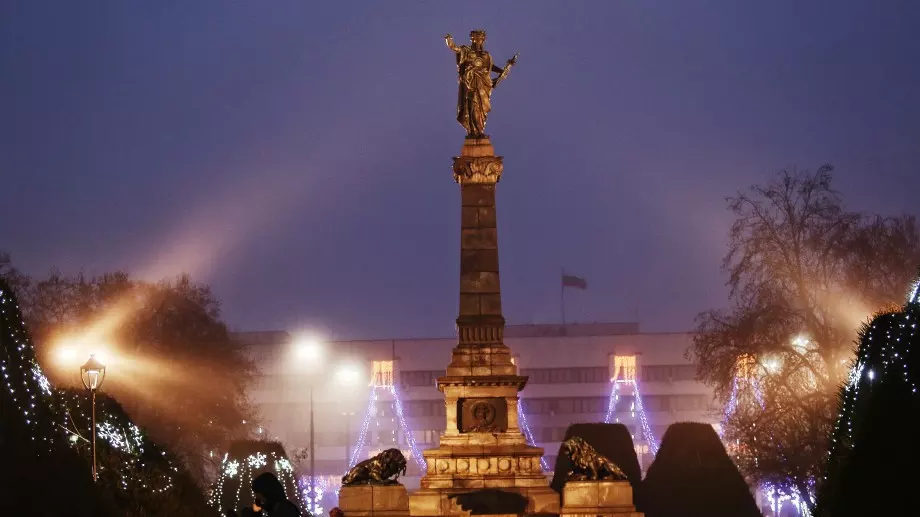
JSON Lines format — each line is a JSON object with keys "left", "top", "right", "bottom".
{"left": 560, "top": 481, "right": 643, "bottom": 517}
{"left": 340, "top": 485, "right": 410, "bottom": 517}
{"left": 408, "top": 138, "right": 560, "bottom": 517}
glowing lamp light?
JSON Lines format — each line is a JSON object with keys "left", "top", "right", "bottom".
{"left": 336, "top": 364, "right": 362, "bottom": 386}
{"left": 294, "top": 337, "right": 324, "bottom": 364}
{"left": 57, "top": 346, "right": 78, "bottom": 365}
{"left": 80, "top": 354, "right": 107, "bottom": 391}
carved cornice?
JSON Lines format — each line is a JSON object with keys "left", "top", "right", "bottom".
{"left": 453, "top": 155, "right": 503, "bottom": 185}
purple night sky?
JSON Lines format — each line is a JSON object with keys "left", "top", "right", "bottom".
{"left": 2, "top": 1, "right": 919, "bottom": 339}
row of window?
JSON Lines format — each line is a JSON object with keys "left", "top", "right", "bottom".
{"left": 395, "top": 394, "right": 711, "bottom": 417}
{"left": 283, "top": 427, "right": 674, "bottom": 450}
{"left": 399, "top": 363, "right": 697, "bottom": 387}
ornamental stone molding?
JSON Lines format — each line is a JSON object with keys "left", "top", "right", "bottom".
{"left": 452, "top": 155, "right": 504, "bottom": 185}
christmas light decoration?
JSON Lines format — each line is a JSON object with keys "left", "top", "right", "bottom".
{"left": 627, "top": 380, "right": 659, "bottom": 454}
{"left": 302, "top": 477, "right": 326, "bottom": 516}
{"left": 603, "top": 381, "right": 621, "bottom": 424}
{"left": 764, "top": 482, "right": 813, "bottom": 517}
{"left": 1, "top": 283, "right": 189, "bottom": 504}
{"left": 348, "top": 386, "right": 378, "bottom": 469}
{"left": 390, "top": 385, "right": 426, "bottom": 471}
{"left": 815, "top": 278, "right": 920, "bottom": 515}
{"left": 603, "top": 379, "right": 659, "bottom": 454}
{"left": 211, "top": 444, "right": 303, "bottom": 514}
{"left": 517, "top": 399, "right": 550, "bottom": 471}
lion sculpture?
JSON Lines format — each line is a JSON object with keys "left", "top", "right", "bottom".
{"left": 341, "top": 448, "right": 408, "bottom": 486}
{"left": 560, "top": 436, "right": 628, "bottom": 481}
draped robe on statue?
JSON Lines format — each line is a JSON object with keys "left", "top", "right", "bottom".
{"left": 455, "top": 46, "right": 495, "bottom": 137}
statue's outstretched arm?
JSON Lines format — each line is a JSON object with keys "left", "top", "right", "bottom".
{"left": 444, "top": 33, "right": 460, "bottom": 53}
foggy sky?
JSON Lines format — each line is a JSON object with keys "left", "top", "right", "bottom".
{"left": 3, "top": 1, "right": 919, "bottom": 339}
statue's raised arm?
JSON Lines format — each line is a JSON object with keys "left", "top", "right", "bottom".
{"left": 444, "top": 33, "right": 460, "bottom": 53}
{"left": 445, "top": 29, "right": 518, "bottom": 138}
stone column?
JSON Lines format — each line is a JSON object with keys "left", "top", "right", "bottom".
{"left": 448, "top": 137, "right": 515, "bottom": 377}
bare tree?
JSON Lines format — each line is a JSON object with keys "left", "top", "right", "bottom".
{"left": 689, "top": 165, "right": 920, "bottom": 506}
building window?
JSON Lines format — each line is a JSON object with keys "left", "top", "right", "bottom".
{"left": 372, "top": 360, "right": 394, "bottom": 387}
{"left": 610, "top": 355, "right": 637, "bottom": 382}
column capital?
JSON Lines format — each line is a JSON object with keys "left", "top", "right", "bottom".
{"left": 453, "top": 155, "right": 503, "bottom": 185}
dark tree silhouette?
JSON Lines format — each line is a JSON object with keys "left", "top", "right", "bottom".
{"left": 641, "top": 422, "right": 759, "bottom": 517}
{"left": 816, "top": 273, "right": 920, "bottom": 516}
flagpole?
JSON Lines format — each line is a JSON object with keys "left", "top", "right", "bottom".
{"left": 560, "top": 267, "right": 566, "bottom": 326}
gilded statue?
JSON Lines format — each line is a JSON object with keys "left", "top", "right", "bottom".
{"left": 341, "top": 448, "right": 408, "bottom": 486}
{"left": 444, "top": 30, "right": 518, "bottom": 138}
{"left": 559, "top": 437, "right": 628, "bottom": 481}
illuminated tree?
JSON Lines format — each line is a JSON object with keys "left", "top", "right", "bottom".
{"left": 0, "top": 278, "right": 113, "bottom": 515}
{"left": 0, "top": 263, "right": 256, "bottom": 483}
{"left": 1, "top": 277, "right": 214, "bottom": 516}
{"left": 815, "top": 275, "right": 920, "bottom": 516}
{"left": 212, "top": 440, "right": 304, "bottom": 515}
{"left": 58, "top": 387, "right": 213, "bottom": 516}
{"left": 689, "top": 166, "right": 920, "bottom": 506}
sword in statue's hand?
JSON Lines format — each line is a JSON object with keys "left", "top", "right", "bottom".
{"left": 493, "top": 52, "right": 519, "bottom": 88}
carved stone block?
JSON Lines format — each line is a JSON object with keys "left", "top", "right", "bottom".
{"left": 561, "top": 481, "right": 643, "bottom": 517}
{"left": 339, "top": 485, "right": 409, "bottom": 517}
{"left": 458, "top": 398, "right": 508, "bottom": 433}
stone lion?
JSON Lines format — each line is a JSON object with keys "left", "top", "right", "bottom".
{"left": 341, "top": 448, "right": 408, "bottom": 486}
{"left": 560, "top": 436, "right": 628, "bottom": 481}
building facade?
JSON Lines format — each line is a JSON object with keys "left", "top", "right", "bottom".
{"left": 237, "top": 322, "right": 719, "bottom": 491}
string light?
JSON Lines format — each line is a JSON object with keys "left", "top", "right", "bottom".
{"left": 1, "top": 284, "right": 180, "bottom": 499}
{"left": 211, "top": 450, "right": 302, "bottom": 513}
{"left": 517, "top": 399, "right": 550, "bottom": 471}
{"left": 390, "top": 385, "right": 426, "bottom": 471}
{"left": 819, "top": 283, "right": 919, "bottom": 514}
{"left": 602, "top": 379, "right": 659, "bottom": 454}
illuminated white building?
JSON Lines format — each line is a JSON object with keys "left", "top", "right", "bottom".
{"left": 236, "top": 322, "right": 717, "bottom": 490}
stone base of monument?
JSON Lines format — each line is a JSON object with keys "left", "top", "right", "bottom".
{"left": 560, "top": 481, "right": 643, "bottom": 517}
{"left": 339, "top": 485, "right": 410, "bottom": 517}
{"left": 408, "top": 440, "right": 560, "bottom": 517}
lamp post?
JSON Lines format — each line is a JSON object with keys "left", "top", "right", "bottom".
{"left": 309, "top": 382, "right": 315, "bottom": 514}
{"left": 80, "top": 354, "right": 106, "bottom": 482}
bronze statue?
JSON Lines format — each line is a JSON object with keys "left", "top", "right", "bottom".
{"left": 444, "top": 30, "right": 518, "bottom": 138}
{"left": 559, "top": 437, "right": 628, "bottom": 481}
{"left": 341, "top": 448, "right": 408, "bottom": 486}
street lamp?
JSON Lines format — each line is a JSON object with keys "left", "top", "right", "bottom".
{"left": 296, "top": 345, "right": 361, "bottom": 516}
{"left": 80, "top": 354, "right": 106, "bottom": 482}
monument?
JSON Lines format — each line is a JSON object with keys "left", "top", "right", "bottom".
{"left": 555, "top": 438, "right": 643, "bottom": 517}
{"left": 407, "top": 30, "right": 559, "bottom": 517}
{"left": 340, "top": 449, "right": 411, "bottom": 517}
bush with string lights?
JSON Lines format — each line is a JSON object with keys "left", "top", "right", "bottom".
{"left": 816, "top": 273, "right": 920, "bottom": 516}
{"left": 211, "top": 439, "right": 305, "bottom": 515}
{"left": 0, "top": 279, "right": 211, "bottom": 516}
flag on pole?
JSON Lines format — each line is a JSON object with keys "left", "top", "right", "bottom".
{"left": 561, "top": 274, "right": 587, "bottom": 290}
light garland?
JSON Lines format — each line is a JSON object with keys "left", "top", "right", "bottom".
{"left": 1, "top": 285, "right": 181, "bottom": 499}
{"left": 517, "top": 399, "right": 550, "bottom": 471}
{"left": 302, "top": 475, "right": 327, "bottom": 516}
{"left": 602, "top": 379, "right": 659, "bottom": 454}
{"left": 603, "top": 381, "right": 621, "bottom": 424}
{"left": 390, "top": 385, "right": 426, "bottom": 471}
{"left": 764, "top": 482, "right": 813, "bottom": 517}
{"left": 347, "top": 387, "right": 379, "bottom": 469}
{"left": 211, "top": 449, "right": 303, "bottom": 514}
{"left": 817, "top": 288, "right": 919, "bottom": 514}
